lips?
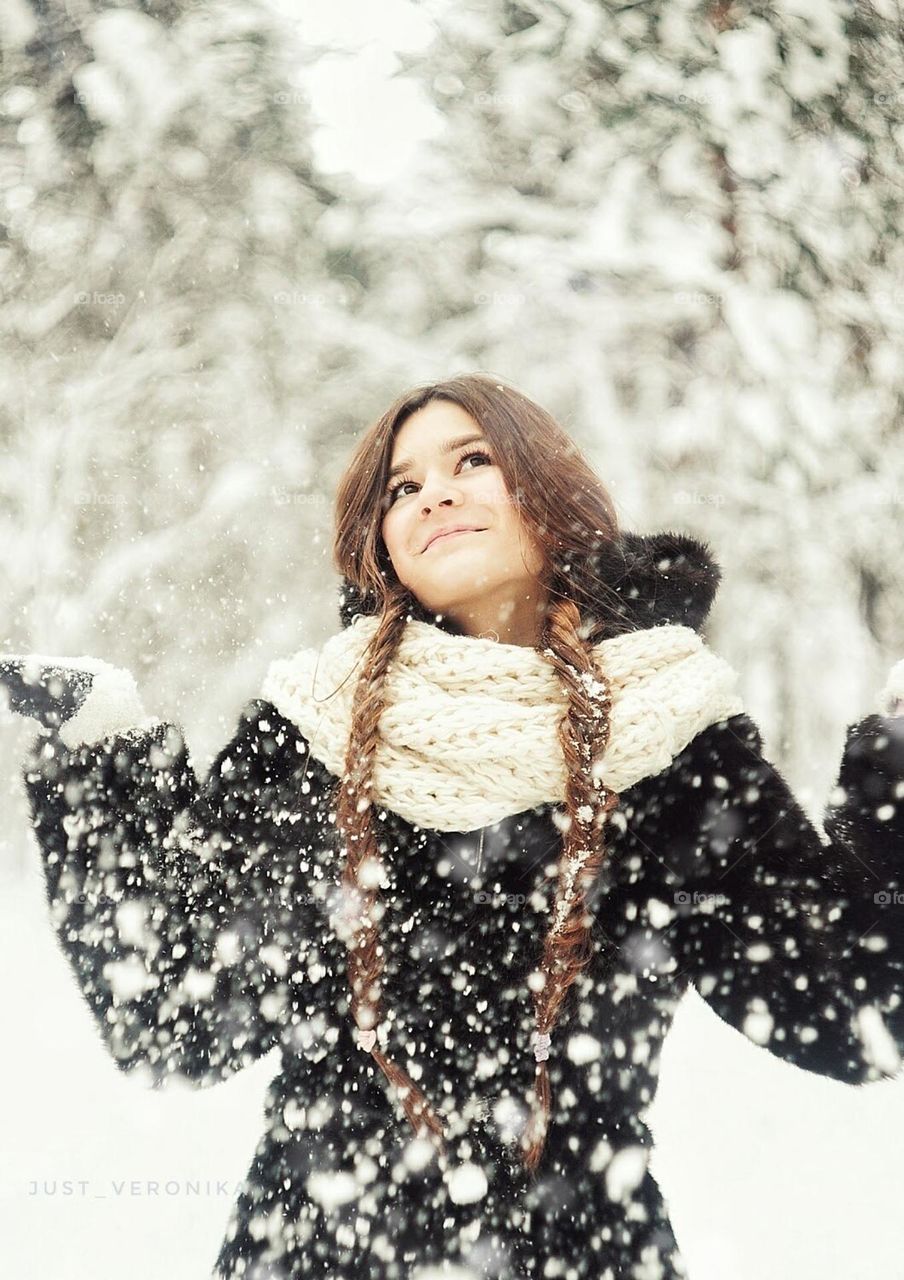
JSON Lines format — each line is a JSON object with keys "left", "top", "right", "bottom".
{"left": 422, "top": 526, "right": 486, "bottom": 553}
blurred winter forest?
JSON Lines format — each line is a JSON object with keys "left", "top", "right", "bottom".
{"left": 3, "top": 1, "right": 904, "bottom": 1278}
{"left": 1, "top": 0, "right": 903, "bottom": 785}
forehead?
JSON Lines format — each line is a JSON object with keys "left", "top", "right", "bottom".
{"left": 390, "top": 401, "right": 482, "bottom": 461}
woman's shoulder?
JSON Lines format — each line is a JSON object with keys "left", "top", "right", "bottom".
{"left": 218, "top": 696, "right": 339, "bottom": 796}
{"left": 619, "top": 710, "right": 766, "bottom": 803}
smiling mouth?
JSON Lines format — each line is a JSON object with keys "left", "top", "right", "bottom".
{"left": 424, "top": 528, "right": 485, "bottom": 552}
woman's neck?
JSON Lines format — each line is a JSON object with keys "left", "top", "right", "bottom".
{"left": 441, "top": 588, "right": 549, "bottom": 647}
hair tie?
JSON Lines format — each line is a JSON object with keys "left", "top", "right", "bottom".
{"left": 531, "top": 1031, "right": 551, "bottom": 1062}
{"left": 357, "top": 1027, "right": 377, "bottom": 1053}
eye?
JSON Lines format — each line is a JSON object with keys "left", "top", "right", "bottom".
{"left": 461, "top": 448, "right": 492, "bottom": 470}
{"left": 385, "top": 449, "right": 493, "bottom": 506}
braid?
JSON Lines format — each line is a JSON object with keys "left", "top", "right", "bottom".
{"left": 519, "top": 596, "right": 620, "bottom": 1174}
{"left": 331, "top": 589, "right": 448, "bottom": 1157}
{"left": 329, "top": 591, "right": 619, "bottom": 1178}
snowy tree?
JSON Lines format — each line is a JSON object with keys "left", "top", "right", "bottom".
{"left": 0, "top": 0, "right": 391, "bottom": 753}
{"left": 348, "top": 0, "right": 904, "bottom": 796}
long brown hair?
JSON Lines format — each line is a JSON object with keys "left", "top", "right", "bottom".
{"left": 330, "top": 372, "right": 623, "bottom": 1176}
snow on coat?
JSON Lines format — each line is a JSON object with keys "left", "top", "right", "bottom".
{"left": 19, "top": 529, "right": 904, "bottom": 1280}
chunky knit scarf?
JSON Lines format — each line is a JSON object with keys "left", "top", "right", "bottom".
{"left": 261, "top": 616, "right": 744, "bottom": 834}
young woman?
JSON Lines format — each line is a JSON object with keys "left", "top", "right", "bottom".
{"left": 4, "top": 372, "right": 904, "bottom": 1280}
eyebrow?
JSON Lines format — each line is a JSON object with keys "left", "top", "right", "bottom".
{"left": 386, "top": 433, "right": 487, "bottom": 485}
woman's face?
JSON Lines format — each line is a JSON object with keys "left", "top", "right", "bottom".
{"left": 380, "top": 401, "right": 546, "bottom": 635}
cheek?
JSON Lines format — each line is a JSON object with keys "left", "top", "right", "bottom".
{"left": 479, "top": 473, "right": 515, "bottom": 523}
{"left": 381, "top": 509, "right": 411, "bottom": 566}
{"left": 492, "top": 499, "right": 542, "bottom": 571}
{"left": 491, "top": 479, "right": 523, "bottom": 537}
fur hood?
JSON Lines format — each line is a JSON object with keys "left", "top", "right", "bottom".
{"left": 337, "top": 527, "right": 722, "bottom": 636}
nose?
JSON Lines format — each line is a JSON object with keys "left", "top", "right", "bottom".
{"left": 421, "top": 496, "right": 455, "bottom": 517}
{"left": 419, "top": 482, "right": 461, "bottom": 517}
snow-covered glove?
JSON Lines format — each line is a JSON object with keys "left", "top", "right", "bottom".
{"left": 879, "top": 658, "right": 904, "bottom": 718}
{"left": 0, "top": 654, "right": 157, "bottom": 749}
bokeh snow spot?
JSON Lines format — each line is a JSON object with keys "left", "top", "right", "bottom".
{"left": 567, "top": 1033, "right": 602, "bottom": 1065}
{"left": 605, "top": 1144, "right": 649, "bottom": 1201}
{"left": 103, "top": 954, "right": 157, "bottom": 999}
{"left": 444, "top": 1161, "right": 488, "bottom": 1204}
{"left": 306, "top": 1169, "right": 358, "bottom": 1209}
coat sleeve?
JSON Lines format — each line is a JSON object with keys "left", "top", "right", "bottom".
{"left": 658, "top": 707, "right": 904, "bottom": 1085}
{"left": 21, "top": 686, "right": 330, "bottom": 1089}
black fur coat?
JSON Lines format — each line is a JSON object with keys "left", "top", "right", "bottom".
{"left": 20, "top": 530, "right": 904, "bottom": 1280}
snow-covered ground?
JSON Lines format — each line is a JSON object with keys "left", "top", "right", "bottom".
{"left": 4, "top": 769, "right": 904, "bottom": 1280}
{"left": 0, "top": 855, "right": 274, "bottom": 1280}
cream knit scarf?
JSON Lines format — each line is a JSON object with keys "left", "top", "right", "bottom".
{"left": 261, "top": 615, "right": 744, "bottom": 834}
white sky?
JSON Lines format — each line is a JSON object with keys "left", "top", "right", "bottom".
{"left": 272, "top": 0, "right": 444, "bottom": 184}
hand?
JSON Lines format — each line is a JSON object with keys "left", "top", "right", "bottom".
{"left": 0, "top": 655, "right": 98, "bottom": 730}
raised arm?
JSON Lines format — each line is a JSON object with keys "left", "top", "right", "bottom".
{"left": 654, "top": 689, "right": 904, "bottom": 1086}
{"left": 15, "top": 668, "right": 330, "bottom": 1089}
